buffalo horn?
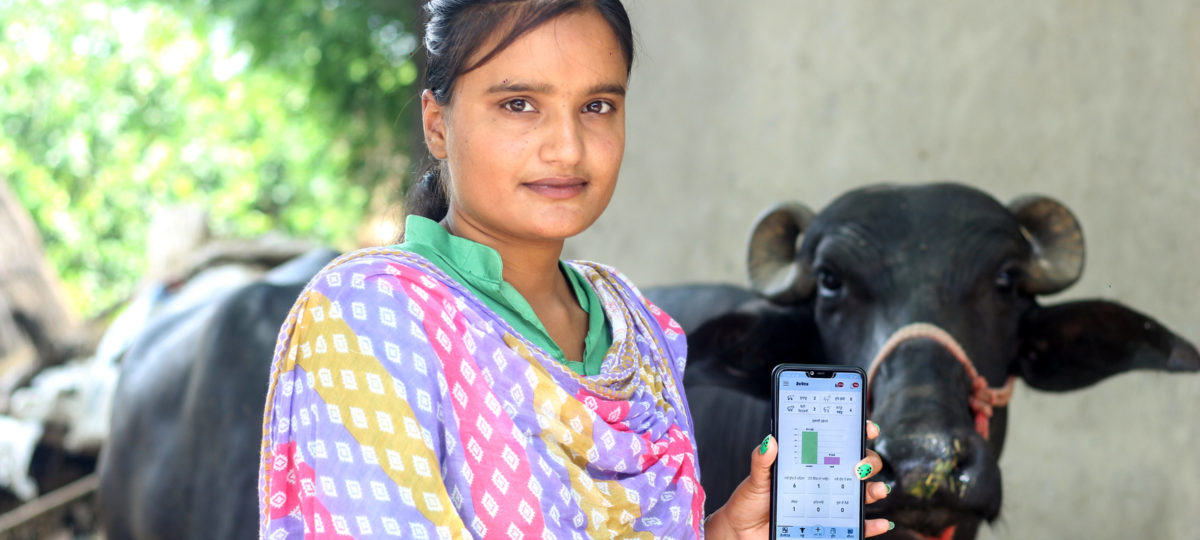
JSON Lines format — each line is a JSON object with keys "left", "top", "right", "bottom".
{"left": 1009, "top": 195, "right": 1086, "bottom": 295}
{"left": 747, "top": 202, "right": 816, "bottom": 303}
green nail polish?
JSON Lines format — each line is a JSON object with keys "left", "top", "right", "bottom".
{"left": 871, "top": 421, "right": 881, "bottom": 433}
{"left": 855, "top": 462, "right": 873, "bottom": 479}
{"left": 760, "top": 435, "right": 771, "bottom": 455}
{"left": 888, "top": 521, "right": 895, "bottom": 531}
{"left": 885, "top": 483, "right": 892, "bottom": 494}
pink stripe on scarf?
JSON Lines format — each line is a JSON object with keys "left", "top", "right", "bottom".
{"left": 394, "top": 263, "right": 547, "bottom": 536}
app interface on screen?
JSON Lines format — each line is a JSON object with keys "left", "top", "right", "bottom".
{"left": 775, "top": 371, "right": 863, "bottom": 539}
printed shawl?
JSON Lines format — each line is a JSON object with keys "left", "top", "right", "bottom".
{"left": 259, "top": 249, "right": 705, "bottom": 539}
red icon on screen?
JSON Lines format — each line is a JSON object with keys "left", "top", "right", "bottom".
{"left": 852, "top": 382, "right": 860, "bottom": 388}
{"left": 836, "top": 382, "right": 844, "bottom": 387}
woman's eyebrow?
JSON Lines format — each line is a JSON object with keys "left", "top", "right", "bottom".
{"left": 485, "top": 81, "right": 626, "bottom": 96}
{"left": 589, "top": 83, "right": 626, "bottom": 97}
{"left": 486, "top": 81, "right": 553, "bottom": 94}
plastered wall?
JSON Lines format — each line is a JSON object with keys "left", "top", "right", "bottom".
{"left": 568, "top": 2, "right": 1200, "bottom": 538}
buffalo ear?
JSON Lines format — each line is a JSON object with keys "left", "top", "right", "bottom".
{"left": 1016, "top": 300, "right": 1200, "bottom": 391}
{"left": 747, "top": 202, "right": 816, "bottom": 304}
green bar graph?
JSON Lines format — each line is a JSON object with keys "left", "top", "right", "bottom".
{"left": 801, "top": 431, "right": 818, "bottom": 464}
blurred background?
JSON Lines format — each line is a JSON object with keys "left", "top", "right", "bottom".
{"left": 2, "top": 0, "right": 424, "bottom": 315}
{"left": 2, "top": 0, "right": 1197, "bottom": 538}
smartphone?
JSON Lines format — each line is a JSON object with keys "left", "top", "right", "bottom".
{"left": 770, "top": 364, "right": 867, "bottom": 539}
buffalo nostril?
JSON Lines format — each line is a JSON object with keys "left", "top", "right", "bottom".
{"left": 878, "top": 431, "right": 999, "bottom": 513}
{"left": 907, "top": 446, "right": 963, "bottom": 500}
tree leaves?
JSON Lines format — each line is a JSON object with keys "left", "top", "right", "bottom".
{"left": 1, "top": 0, "right": 420, "bottom": 315}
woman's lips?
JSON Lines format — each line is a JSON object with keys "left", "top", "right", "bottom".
{"left": 523, "top": 177, "right": 587, "bottom": 199}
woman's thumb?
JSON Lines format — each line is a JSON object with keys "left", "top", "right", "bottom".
{"left": 745, "top": 434, "right": 777, "bottom": 496}
{"left": 711, "top": 435, "right": 777, "bottom": 534}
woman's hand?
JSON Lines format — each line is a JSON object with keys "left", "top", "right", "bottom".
{"left": 703, "top": 420, "right": 892, "bottom": 539}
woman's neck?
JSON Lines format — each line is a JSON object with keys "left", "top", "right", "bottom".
{"left": 442, "top": 213, "right": 587, "bottom": 363}
{"left": 496, "top": 244, "right": 569, "bottom": 305}
{"left": 440, "top": 215, "right": 569, "bottom": 304}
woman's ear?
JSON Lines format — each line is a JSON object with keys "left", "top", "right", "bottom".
{"left": 422, "top": 89, "right": 448, "bottom": 160}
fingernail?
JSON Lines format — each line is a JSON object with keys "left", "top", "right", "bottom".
{"left": 855, "top": 462, "right": 873, "bottom": 479}
{"left": 760, "top": 435, "right": 771, "bottom": 455}
{"left": 888, "top": 521, "right": 895, "bottom": 531}
{"left": 885, "top": 483, "right": 892, "bottom": 494}
{"left": 871, "top": 421, "right": 881, "bottom": 433}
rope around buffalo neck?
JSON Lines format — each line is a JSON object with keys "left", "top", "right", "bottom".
{"left": 865, "top": 323, "right": 1015, "bottom": 440}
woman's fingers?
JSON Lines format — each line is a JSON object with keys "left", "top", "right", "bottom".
{"left": 864, "top": 518, "right": 894, "bottom": 537}
{"left": 865, "top": 480, "right": 890, "bottom": 504}
{"left": 861, "top": 421, "right": 889, "bottom": 504}
{"left": 862, "top": 421, "right": 892, "bottom": 534}
{"left": 866, "top": 420, "right": 880, "bottom": 440}
{"left": 713, "top": 433, "right": 893, "bottom": 537}
{"left": 854, "top": 449, "right": 883, "bottom": 481}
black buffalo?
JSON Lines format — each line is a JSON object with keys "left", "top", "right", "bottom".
{"left": 96, "top": 184, "right": 1198, "bottom": 540}
{"left": 646, "top": 183, "right": 1199, "bottom": 540}
{"left": 97, "top": 248, "right": 338, "bottom": 540}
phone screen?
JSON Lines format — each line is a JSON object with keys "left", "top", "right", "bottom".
{"left": 772, "top": 366, "right": 865, "bottom": 539}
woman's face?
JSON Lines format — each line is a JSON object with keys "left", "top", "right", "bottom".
{"left": 422, "top": 10, "right": 628, "bottom": 247}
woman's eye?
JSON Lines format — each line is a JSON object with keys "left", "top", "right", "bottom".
{"left": 503, "top": 99, "right": 534, "bottom": 113}
{"left": 584, "top": 100, "right": 613, "bottom": 114}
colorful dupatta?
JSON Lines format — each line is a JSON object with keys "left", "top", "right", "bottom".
{"left": 259, "top": 249, "right": 705, "bottom": 539}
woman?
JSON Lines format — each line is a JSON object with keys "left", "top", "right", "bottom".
{"left": 259, "top": 1, "right": 891, "bottom": 537}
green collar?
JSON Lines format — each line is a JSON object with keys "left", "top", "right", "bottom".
{"left": 396, "top": 215, "right": 611, "bottom": 375}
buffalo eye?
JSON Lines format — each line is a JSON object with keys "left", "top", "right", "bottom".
{"left": 995, "top": 266, "right": 1020, "bottom": 295}
{"left": 817, "top": 268, "right": 844, "bottom": 298}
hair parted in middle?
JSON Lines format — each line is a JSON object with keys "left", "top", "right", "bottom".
{"left": 403, "top": 0, "right": 635, "bottom": 224}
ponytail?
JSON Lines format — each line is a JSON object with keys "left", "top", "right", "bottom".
{"left": 404, "top": 166, "right": 450, "bottom": 225}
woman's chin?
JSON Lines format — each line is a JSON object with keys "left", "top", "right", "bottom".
{"left": 524, "top": 211, "right": 604, "bottom": 241}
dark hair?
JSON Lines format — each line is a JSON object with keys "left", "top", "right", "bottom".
{"left": 404, "top": 0, "right": 635, "bottom": 223}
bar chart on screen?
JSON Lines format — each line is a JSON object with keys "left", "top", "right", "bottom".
{"left": 798, "top": 427, "right": 850, "bottom": 465}
{"left": 780, "top": 391, "right": 857, "bottom": 469}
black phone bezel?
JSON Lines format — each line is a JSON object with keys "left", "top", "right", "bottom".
{"left": 769, "top": 363, "right": 867, "bottom": 540}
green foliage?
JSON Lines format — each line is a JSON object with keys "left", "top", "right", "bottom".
{"left": 166, "top": 0, "right": 426, "bottom": 183}
{"left": 1, "top": 0, "right": 420, "bottom": 315}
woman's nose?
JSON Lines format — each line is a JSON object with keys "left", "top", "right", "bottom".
{"left": 538, "top": 108, "right": 584, "bottom": 166}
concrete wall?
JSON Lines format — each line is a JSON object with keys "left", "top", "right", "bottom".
{"left": 567, "top": 2, "right": 1200, "bottom": 538}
